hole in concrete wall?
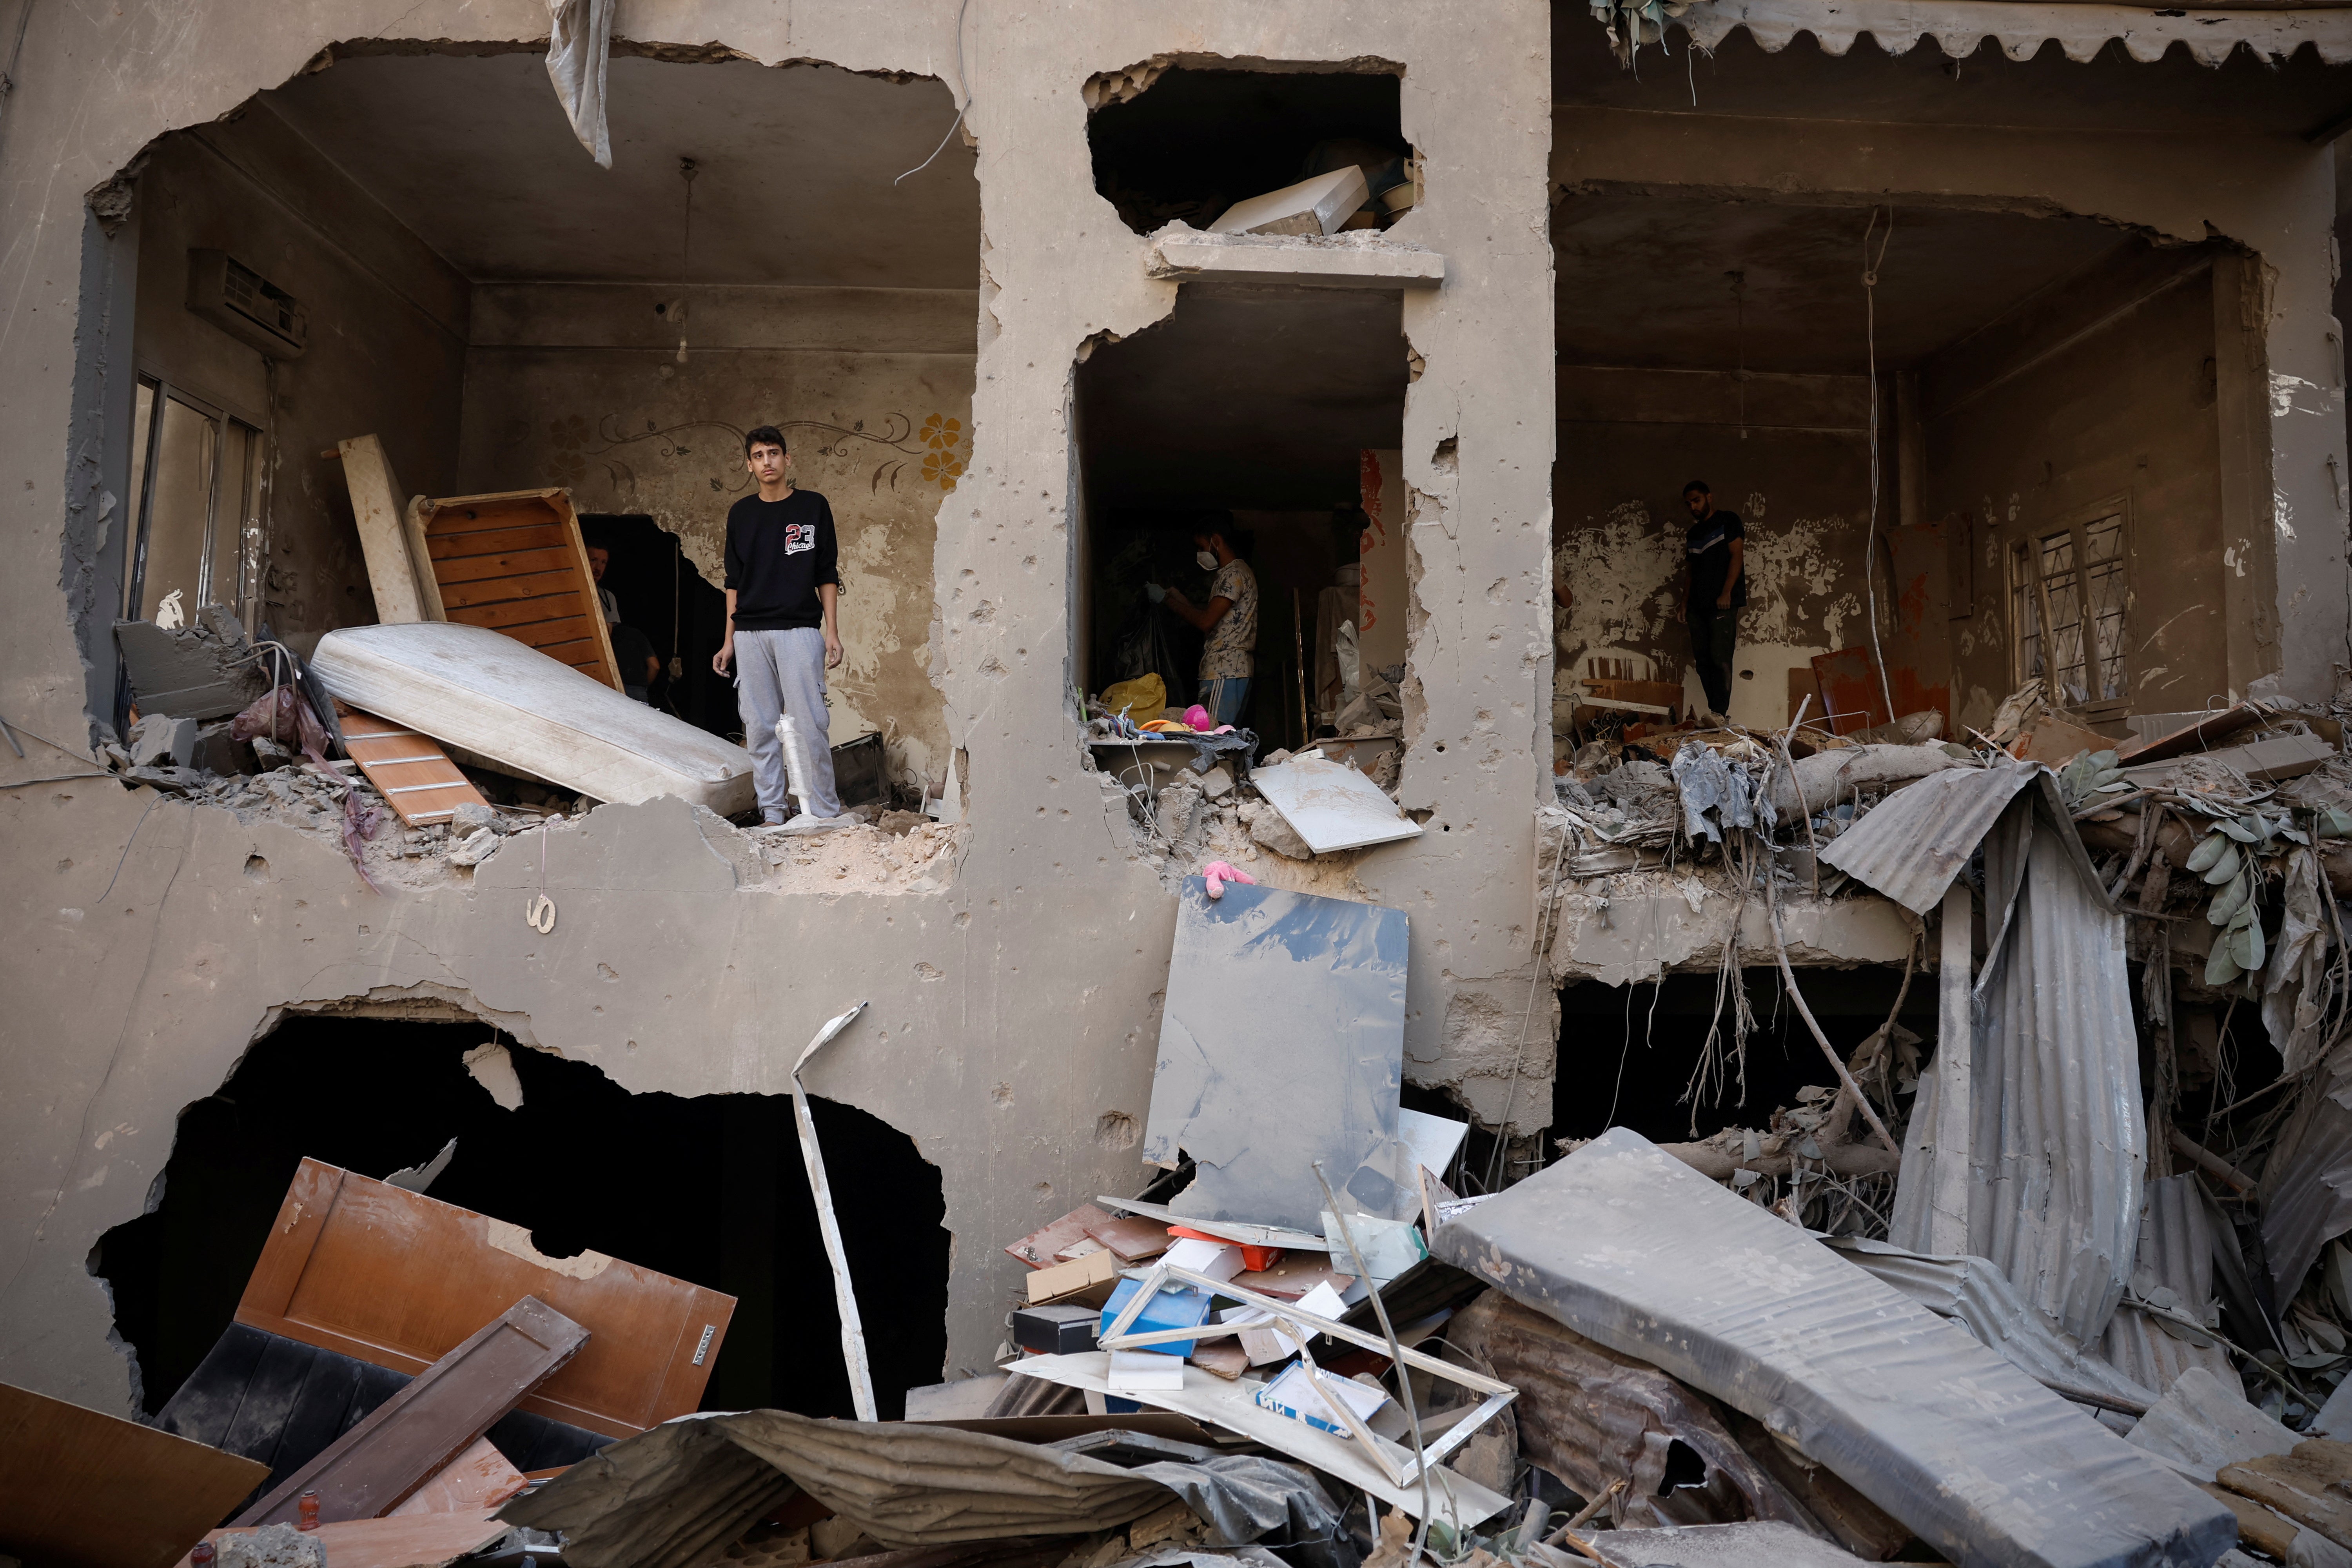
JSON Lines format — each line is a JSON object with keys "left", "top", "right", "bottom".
{"left": 94, "top": 53, "right": 974, "bottom": 805}
{"left": 93, "top": 1015, "right": 949, "bottom": 1421}
{"left": 1549, "top": 182, "right": 2232, "bottom": 754}
{"left": 1076, "top": 286, "right": 1407, "bottom": 749}
{"left": 1552, "top": 969, "right": 1938, "bottom": 1145}
{"left": 1089, "top": 66, "right": 1412, "bottom": 238}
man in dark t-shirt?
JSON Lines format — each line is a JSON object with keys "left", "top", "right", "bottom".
{"left": 1679, "top": 479, "right": 1746, "bottom": 723}
{"left": 713, "top": 425, "right": 848, "bottom": 832}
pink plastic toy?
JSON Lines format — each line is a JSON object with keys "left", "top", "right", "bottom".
{"left": 1201, "top": 860, "right": 1258, "bottom": 899}
{"left": 1183, "top": 704, "right": 1212, "bottom": 730}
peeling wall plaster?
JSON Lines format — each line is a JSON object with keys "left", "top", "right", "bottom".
{"left": 1553, "top": 399, "right": 1873, "bottom": 738}
{"left": 460, "top": 285, "right": 975, "bottom": 773}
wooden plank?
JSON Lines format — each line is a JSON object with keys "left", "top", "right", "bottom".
{"left": 387, "top": 1437, "right": 528, "bottom": 1515}
{"left": 185, "top": 1508, "right": 505, "bottom": 1568}
{"left": 401, "top": 497, "right": 448, "bottom": 620}
{"left": 0, "top": 1380, "right": 269, "bottom": 1568}
{"left": 416, "top": 488, "right": 569, "bottom": 534}
{"left": 1005, "top": 1204, "right": 1116, "bottom": 1269}
{"left": 233, "top": 1296, "right": 587, "bottom": 1526}
{"left": 433, "top": 546, "right": 584, "bottom": 586}
{"left": 236, "top": 1159, "right": 735, "bottom": 1440}
{"left": 446, "top": 596, "right": 596, "bottom": 634}
{"left": 2220, "top": 1440, "right": 2352, "bottom": 1548}
{"left": 437, "top": 569, "right": 588, "bottom": 611}
{"left": 417, "top": 488, "right": 622, "bottom": 690}
{"left": 536, "top": 637, "right": 606, "bottom": 669}
{"left": 334, "top": 702, "right": 487, "bottom": 826}
{"left": 426, "top": 522, "right": 569, "bottom": 561}
{"left": 339, "top": 436, "right": 430, "bottom": 625}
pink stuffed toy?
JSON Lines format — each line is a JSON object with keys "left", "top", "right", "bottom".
{"left": 1202, "top": 860, "right": 1258, "bottom": 899}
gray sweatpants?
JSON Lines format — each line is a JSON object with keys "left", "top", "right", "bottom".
{"left": 735, "top": 627, "right": 842, "bottom": 820}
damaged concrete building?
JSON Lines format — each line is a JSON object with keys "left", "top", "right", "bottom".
{"left": 10, "top": 0, "right": 2352, "bottom": 1563}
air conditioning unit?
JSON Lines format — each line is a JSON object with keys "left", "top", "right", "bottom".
{"left": 186, "top": 250, "right": 307, "bottom": 358}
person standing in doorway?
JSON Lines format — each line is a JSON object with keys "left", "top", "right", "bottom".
{"left": 713, "top": 426, "right": 849, "bottom": 833}
{"left": 1679, "top": 480, "right": 1744, "bottom": 724}
{"left": 1157, "top": 526, "right": 1258, "bottom": 727}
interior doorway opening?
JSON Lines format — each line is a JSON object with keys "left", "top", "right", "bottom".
{"left": 93, "top": 1015, "right": 951, "bottom": 1427}
{"left": 1076, "top": 285, "right": 1410, "bottom": 752}
{"left": 580, "top": 514, "right": 733, "bottom": 740}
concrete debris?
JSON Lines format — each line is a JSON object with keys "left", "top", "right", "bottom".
{"left": 114, "top": 606, "right": 270, "bottom": 720}
{"left": 214, "top": 1523, "right": 327, "bottom": 1568}
{"left": 2129, "top": 1365, "right": 2303, "bottom": 1483}
{"left": 1209, "top": 167, "right": 1372, "bottom": 238}
{"left": 1432, "top": 1128, "right": 2236, "bottom": 1568}
{"left": 463, "top": 1042, "right": 525, "bottom": 1111}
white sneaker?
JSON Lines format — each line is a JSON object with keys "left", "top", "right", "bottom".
{"left": 776, "top": 811, "right": 853, "bottom": 835}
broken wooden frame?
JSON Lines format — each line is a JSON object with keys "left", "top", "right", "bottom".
{"left": 1095, "top": 1260, "right": 1515, "bottom": 1488}
{"left": 1092, "top": 1195, "right": 1327, "bottom": 1252}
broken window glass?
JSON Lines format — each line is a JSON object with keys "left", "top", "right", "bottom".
{"left": 125, "top": 376, "right": 261, "bottom": 628}
{"left": 2010, "top": 508, "right": 2127, "bottom": 711}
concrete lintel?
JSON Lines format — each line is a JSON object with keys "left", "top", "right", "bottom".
{"left": 1553, "top": 886, "right": 1920, "bottom": 987}
{"left": 1146, "top": 229, "right": 1446, "bottom": 291}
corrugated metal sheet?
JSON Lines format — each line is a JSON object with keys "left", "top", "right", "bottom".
{"left": 2100, "top": 1174, "right": 2235, "bottom": 1395}
{"left": 1889, "top": 780, "right": 2144, "bottom": 1347}
{"left": 1673, "top": 0, "right": 2352, "bottom": 67}
{"left": 2261, "top": 1038, "right": 2352, "bottom": 1295}
{"left": 1428, "top": 1131, "right": 2235, "bottom": 1568}
{"left": 1818, "top": 761, "right": 2035, "bottom": 916}
{"left": 1824, "top": 1238, "right": 2156, "bottom": 1412}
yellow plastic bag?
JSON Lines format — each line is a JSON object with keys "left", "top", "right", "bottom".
{"left": 1100, "top": 673, "right": 1166, "bottom": 720}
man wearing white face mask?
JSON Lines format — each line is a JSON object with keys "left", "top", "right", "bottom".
{"left": 1155, "top": 527, "right": 1258, "bottom": 728}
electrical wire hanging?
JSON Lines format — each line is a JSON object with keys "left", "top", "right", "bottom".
{"left": 895, "top": 0, "right": 975, "bottom": 186}
{"left": 1860, "top": 206, "right": 1898, "bottom": 726}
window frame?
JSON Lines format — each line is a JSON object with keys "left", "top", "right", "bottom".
{"left": 2008, "top": 494, "right": 2131, "bottom": 719}
{"left": 123, "top": 372, "right": 264, "bottom": 630}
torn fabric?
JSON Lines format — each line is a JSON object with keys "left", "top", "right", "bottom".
{"left": 501, "top": 1409, "right": 1342, "bottom": 1568}
{"left": 1670, "top": 740, "right": 1771, "bottom": 844}
{"left": 546, "top": 0, "right": 614, "bottom": 167}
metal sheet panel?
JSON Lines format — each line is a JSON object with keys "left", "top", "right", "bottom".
{"left": 1967, "top": 803, "right": 2145, "bottom": 1345}
{"left": 1249, "top": 754, "right": 1422, "bottom": 853}
{"left": 1673, "top": 0, "right": 2352, "bottom": 66}
{"left": 2099, "top": 1174, "right": 2235, "bottom": 1395}
{"left": 1141, "top": 878, "right": 1413, "bottom": 1234}
{"left": 1822, "top": 1238, "right": 2156, "bottom": 1412}
{"left": 1429, "top": 1130, "right": 2234, "bottom": 1568}
{"left": 1884, "top": 781, "right": 2143, "bottom": 1348}
{"left": 1817, "top": 760, "right": 2036, "bottom": 915}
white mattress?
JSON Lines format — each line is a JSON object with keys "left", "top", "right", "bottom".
{"left": 312, "top": 622, "right": 755, "bottom": 815}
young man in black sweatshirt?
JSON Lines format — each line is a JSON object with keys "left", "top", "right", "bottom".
{"left": 713, "top": 426, "right": 848, "bottom": 831}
